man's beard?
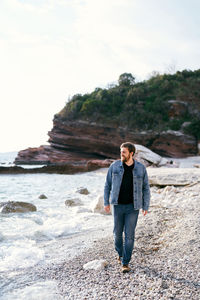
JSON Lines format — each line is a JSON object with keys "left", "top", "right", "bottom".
{"left": 121, "top": 153, "right": 131, "bottom": 162}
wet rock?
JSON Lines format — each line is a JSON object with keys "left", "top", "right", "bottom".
{"left": 39, "top": 194, "right": 47, "bottom": 199}
{"left": 76, "top": 188, "right": 89, "bottom": 195}
{"left": 65, "top": 198, "right": 83, "bottom": 207}
{"left": 0, "top": 164, "right": 88, "bottom": 175}
{"left": 0, "top": 201, "right": 37, "bottom": 213}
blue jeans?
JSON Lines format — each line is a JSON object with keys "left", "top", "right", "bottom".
{"left": 113, "top": 204, "right": 139, "bottom": 266}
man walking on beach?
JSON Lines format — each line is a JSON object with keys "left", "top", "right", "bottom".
{"left": 104, "top": 142, "right": 150, "bottom": 273}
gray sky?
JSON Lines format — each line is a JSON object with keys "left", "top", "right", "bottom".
{"left": 0, "top": 0, "right": 200, "bottom": 151}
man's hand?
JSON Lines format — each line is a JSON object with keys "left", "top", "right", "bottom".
{"left": 104, "top": 205, "right": 110, "bottom": 213}
{"left": 142, "top": 210, "right": 148, "bottom": 216}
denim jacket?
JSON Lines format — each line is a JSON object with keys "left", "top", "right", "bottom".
{"left": 104, "top": 160, "right": 150, "bottom": 211}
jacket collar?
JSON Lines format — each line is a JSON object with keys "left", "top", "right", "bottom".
{"left": 120, "top": 159, "right": 137, "bottom": 168}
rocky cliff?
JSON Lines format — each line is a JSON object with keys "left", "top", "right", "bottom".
{"left": 14, "top": 116, "right": 197, "bottom": 167}
{"left": 15, "top": 70, "right": 200, "bottom": 166}
{"left": 48, "top": 117, "right": 197, "bottom": 158}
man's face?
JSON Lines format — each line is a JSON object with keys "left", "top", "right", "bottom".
{"left": 120, "top": 147, "right": 133, "bottom": 162}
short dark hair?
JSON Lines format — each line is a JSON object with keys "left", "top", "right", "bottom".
{"left": 120, "top": 142, "right": 136, "bottom": 154}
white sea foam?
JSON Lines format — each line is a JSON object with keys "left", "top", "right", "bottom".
{"left": 0, "top": 239, "right": 45, "bottom": 272}
{"left": 2, "top": 281, "right": 62, "bottom": 300}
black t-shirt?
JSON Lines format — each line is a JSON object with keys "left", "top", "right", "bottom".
{"left": 118, "top": 162, "right": 134, "bottom": 204}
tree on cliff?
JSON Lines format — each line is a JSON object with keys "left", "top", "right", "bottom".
{"left": 118, "top": 73, "right": 135, "bottom": 86}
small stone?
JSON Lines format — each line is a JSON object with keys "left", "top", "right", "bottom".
{"left": 76, "top": 188, "right": 90, "bottom": 195}
{"left": 39, "top": 194, "right": 47, "bottom": 199}
{"left": 65, "top": 198, "right": 83, "bottom": 207}
{"left": 161, "top": 280, "right": 169, "bottom": 289}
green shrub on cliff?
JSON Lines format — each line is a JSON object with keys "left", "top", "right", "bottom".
{"left": 56, "top": 69, "right": 200, "bottom": 138}
{"left": 184, "top": 119, "right": 200, "bottom": 139}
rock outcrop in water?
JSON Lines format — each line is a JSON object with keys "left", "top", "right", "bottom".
{"left": 0, "top": 201, "right": 37, "bottom": 213}
{"left": 14, "top": 144, "right": 113, "bottom": 168}
{"left": 13, "top": 138, "right": 172, "bottom": 173}
{"left": 11, "top": 144, "right": 169, "bottom": 174}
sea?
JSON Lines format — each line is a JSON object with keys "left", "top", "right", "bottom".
{"left": 0, "top": 152, "right": 113, "bottom": 300}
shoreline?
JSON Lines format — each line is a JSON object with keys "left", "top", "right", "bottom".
{"left": 26, "top": 180, "right": 200, "bottom": 299}
{"left": 0, "top": 156, "right": 200, "bottom": 175}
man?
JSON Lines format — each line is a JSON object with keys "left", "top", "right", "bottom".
{"left": 104, "top": 142, "right": 150, "bottom": 273}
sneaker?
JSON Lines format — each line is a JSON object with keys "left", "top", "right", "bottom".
{"left": 117, "top": 256, "right": 122, "bottom": 264}
{"left": 122, "top": 265, "right": 131, "bottom": 273}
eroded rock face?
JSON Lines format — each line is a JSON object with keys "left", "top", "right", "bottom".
{"left": 48, "top": 118, "right": 196, "bottom": 158}
{"left": 149, "top": 130, "right": 196, "bottom": 157}
{"left": 13, "top": 117, "right": 197, "bottom": 171}
{"left": 0, "top": 201, "right": 37, "bottom": 213}
{"left": 14, "top": 144, "right": 115, "bottom": 169}
{"left": 14, "top": 145, "right": 95, "bottom": 165}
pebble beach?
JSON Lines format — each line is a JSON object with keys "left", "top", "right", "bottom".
{"left": 22, "top": 168, "right": 200, "bottom": 300}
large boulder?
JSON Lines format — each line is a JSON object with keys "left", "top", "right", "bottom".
{"left": 0, "top": 201, "right": 37, "bottom": 213}
{"left": 135, "top": 144, "right": 168, "bottom": 167}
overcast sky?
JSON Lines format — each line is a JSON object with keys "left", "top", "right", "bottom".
{"left": 0, "top": 0, "right": 200, "bottom": 152}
